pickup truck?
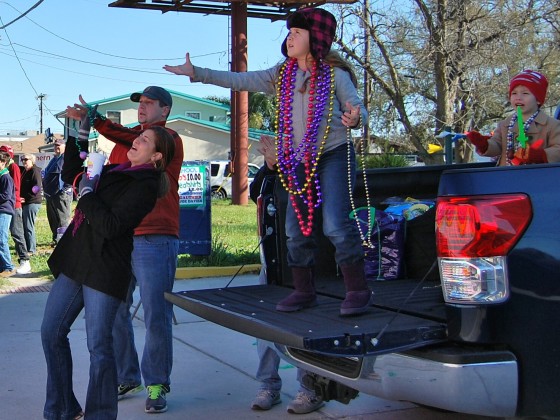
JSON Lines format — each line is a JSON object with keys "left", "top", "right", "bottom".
{"left": 167, "top": 161, "right": 560, "bottom": 418}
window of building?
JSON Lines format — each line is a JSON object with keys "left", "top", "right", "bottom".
{"left": 106, "top": 111, "right": 121, "bottom": 125}
{"left": 185, "top": 111, "right": 201, "bottom": 119}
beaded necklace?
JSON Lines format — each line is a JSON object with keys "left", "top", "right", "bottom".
{"left": 505, "top": 109, "right": 539, "bottom": 165}
{"left": 347, "top": 129, "right": 375, "bottom": 249}
{"left": 274, "top": 58, "right": 335, "bottom": 237}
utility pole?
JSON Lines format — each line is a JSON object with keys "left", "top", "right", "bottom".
{"left": 37, "top": 93, "right": 46, "bottom": 133}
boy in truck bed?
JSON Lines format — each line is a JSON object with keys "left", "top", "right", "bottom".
{"left": 466, "top": 70, "right": 560, "bottom": 166}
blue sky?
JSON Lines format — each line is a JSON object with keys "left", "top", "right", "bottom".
{"left": 0, "top": 0, "right": 289, "bottom": 135}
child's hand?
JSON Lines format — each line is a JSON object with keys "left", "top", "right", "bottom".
{"left": 342, "top": 102, "right": 361, "bottom": 128}
{"left": 163, "top": 52, "right": 195, "bottom": 78}
{"left": 465, "top": 131, "right": 490, "bottom": 154}
{"left": 512, "top": 139, "right": 547, "bottom": 165}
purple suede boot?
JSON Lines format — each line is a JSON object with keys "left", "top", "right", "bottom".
{"left": 340, "top": 261, "right": 374, "bottom": 316}
{"left": 276, "top": 267, "right": 317, "bottom": 312}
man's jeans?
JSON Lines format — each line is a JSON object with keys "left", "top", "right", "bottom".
{"left": 22, "top": 202, "right": 41, "bottom": 254}
{"left": 9, "top": 208, "right": 29, "bottom": 262}
{"left": 285, "top": 144, "right": 363, "bottom": 267}
{"left": 0, "top": 213, "right": 13, "bottom": 271}
{"left": 255, "top": 268, "right": 314, "bottom": 395}
{"left": 112, "top": 235, "right": 179, "bottom": 387}
{"left": 41, "top": 274, "right": 120, "bottom": 420}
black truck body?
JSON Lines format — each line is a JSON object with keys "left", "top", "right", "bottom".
{"left": 167, "top": 161, "right": 560, "bottom": 417}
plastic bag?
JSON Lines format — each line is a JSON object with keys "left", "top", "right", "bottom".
{"left": 351, "top": 207, "right": 405, "bottom": 281}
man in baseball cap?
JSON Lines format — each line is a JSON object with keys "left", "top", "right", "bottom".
{"left": 130, "top": 86, "right": 173, "bottom": 108}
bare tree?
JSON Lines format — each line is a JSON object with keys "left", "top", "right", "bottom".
{"left": 333, "top": 0, "right": 560, "bottom": 164}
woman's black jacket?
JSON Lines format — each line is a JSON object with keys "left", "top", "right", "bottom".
{"left": 48, "top": 138, "right": 159, "bottom": 301}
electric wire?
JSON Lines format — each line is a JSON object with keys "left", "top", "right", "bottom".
{"left": 0, "top": 50, "right": 221, "bottom": 87}
{"left": 0, "top": 0, "right": 44, "bottom": 29}
{"left": 1, "top": 1, "right": 224, "bottom": 62}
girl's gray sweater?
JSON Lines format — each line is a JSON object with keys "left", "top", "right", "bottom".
{"left": 191, "top": 63, "right": 367, "bottom": 154}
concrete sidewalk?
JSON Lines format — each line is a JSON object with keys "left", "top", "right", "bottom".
{"left": 0, "top": 274, "right": 493, "bottom": 420}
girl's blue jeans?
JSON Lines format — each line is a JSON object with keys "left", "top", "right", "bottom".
{"left": 285, "top": 144, "right": 363, "bottom": 268}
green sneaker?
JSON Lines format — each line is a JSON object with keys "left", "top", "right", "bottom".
{"left": 117, "top": 383, "right": 144, "bottom": 400}
{"left": 145, "top": 384, "right": 170, "bottom": 413}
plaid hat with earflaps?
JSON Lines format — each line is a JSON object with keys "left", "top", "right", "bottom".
{"left": 281, "top": 7, "right": 337, "bottom": 60}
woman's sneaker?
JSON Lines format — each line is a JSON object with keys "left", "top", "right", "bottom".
{"left": 286, "top": 391, "right": 324, "bottom": 414}
{"left": 16, "top": 260, "right": 31, "bottom": 275}
{"left": 251, "top": 389, "right": 281, "bottom": 410}
{"left": 117, "top": 384, "right": 144, "bottom": 400}
{"left": 145, "top": 384, "right": 170, "bottom": 413}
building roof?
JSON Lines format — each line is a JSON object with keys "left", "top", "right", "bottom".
{"left": 54, "top": 89, "right": 230, "bottom": 119}
{"left": 0, "top": 133, "right": 64, "bottom": 156}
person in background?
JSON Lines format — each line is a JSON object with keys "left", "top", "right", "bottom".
{"left": 43, "top": 138, "right": 73, "bottom": 247}
{"left": 66, "top": 86, "right": 184, "bottom": 414}
{"left": 19, "top": 153, "right": 42, "bottom": 256}
{"left": 41, "top": 107, "right": 176, "bottom": 420}
{"left": 465, "top": 70, "right": 560, "bottom": 166}
{"left": 0, "top": 145, "right": 31, "bottom": 274}
{"left": 164, "top": 7, "right": 372, "bottom": 319}
{"left": 0, "top": 151, "right": 16, "bottom": 278}
{"left": 248, "top": 135, "right": 325, "bottom": 415}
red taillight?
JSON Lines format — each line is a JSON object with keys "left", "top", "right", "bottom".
{"left": 436, "top": 194, "right": 532, "bottom": 258}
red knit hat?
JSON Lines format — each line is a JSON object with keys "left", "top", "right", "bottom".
{"left": 0, "top": 145, "right": 14, "bottom": 159}
{"left": 281, "top": 7, "right": 337, "bottom": 60}
{"left": 509, "top": 70, "right": 548, "bottom": 105}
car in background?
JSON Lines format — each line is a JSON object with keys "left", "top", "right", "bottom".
{"left": 210, "top": 160, "right": 260, "bottom": 199}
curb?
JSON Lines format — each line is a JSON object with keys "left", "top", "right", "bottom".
{"left": 175, "top": 264, "right": 261, "bottom": 279}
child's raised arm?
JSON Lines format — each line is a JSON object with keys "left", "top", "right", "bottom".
{"left": 163, "top": 52, "right": 194, "bottom": 78}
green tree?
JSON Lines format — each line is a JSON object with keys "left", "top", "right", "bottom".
{"left": 205, "top": 93, "right": 276, "bottom": 131}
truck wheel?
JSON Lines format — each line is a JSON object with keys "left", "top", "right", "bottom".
{"left": 211, "top": 188, "right": 227, "bottom": 200}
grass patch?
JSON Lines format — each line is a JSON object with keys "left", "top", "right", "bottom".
{"left": 10, "top": 199, "right": 260, "bottom": 280}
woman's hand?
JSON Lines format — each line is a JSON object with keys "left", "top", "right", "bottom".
{"left": 163, "top": 52, "right": 195, "bottom": 78}
{"left": 257, "top": 135, "right": 277, "bottom": 170}
{"left": 342, "top": 101, "right": 361, "bottom": 128}
{"left": 66, "top": 95, "right": 89, "bottom": 121}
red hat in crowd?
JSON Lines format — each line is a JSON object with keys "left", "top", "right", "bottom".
{"left": 509, "top": 70, "right": 548, "bottom": 105}
{"left": 281, "top": 7, "right": 337, "bottom": 60}
{"left": 0, "top": 144, "right": 14, "bottom": 159}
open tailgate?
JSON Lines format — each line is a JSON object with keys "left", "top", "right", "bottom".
{"left": 166, "top": 284, "right": 446, "bottom": 357}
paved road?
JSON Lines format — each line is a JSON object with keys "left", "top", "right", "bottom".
{"left": 0, "top": 274, "right": 499, "bottom": 419}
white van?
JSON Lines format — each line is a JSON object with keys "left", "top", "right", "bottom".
{"left": 210, "top": 160, "right": 260, "bottom": 199}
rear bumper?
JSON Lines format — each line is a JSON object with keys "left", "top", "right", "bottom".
{"left": 275, "top": 343, "right": 518, "bottom": 417}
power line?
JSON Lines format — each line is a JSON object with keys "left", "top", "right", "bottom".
{"left": 0, "top": 110, "right": 37, "bottom": 125}
{"left": 1, "top": 44, "right": 227, "bottom": 74}
{"left": 0, "top": 49, "right": 189, "bottom": 86}
{"left": 1, "top": 1, "right": 197, "bottom": 61}
{"left": 0, "top": 15, "right": 38, "bottom": 97}
{"left": 0, "top": 0, "right": 44, "bottom": 29}
{"left": 0, "top": 14, "right": 59, "bottom": 131}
